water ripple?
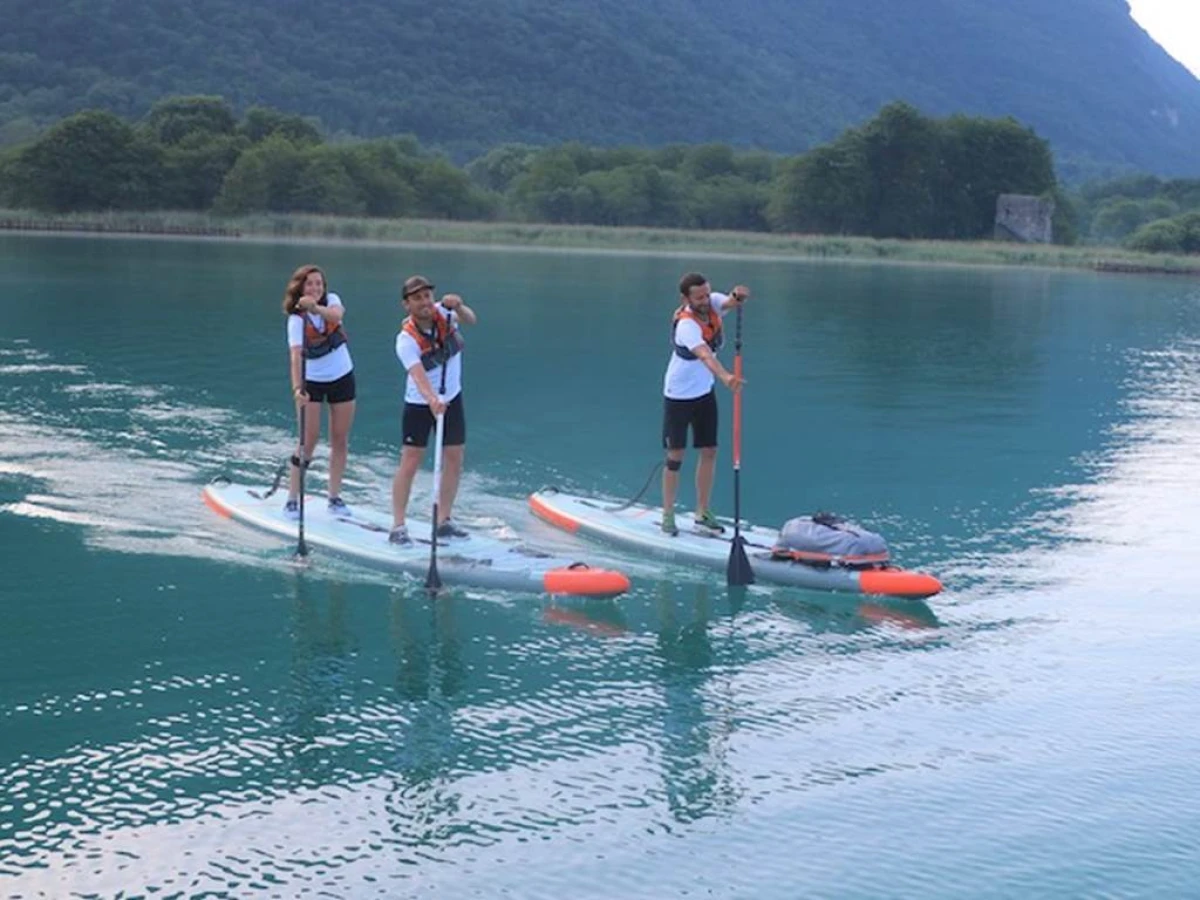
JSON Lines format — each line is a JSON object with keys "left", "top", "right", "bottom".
{"left": 6, "top": 252, "right": 1200, "bottom": 898}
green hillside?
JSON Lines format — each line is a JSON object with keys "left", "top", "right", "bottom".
{"left": 2, "top": 0, "right": 1198, "bottom": 174}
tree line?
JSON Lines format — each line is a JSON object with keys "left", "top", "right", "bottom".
{"left": 1072, "top": 175, "right": 1200, "bottom": 254}
{"left": 1, "top": 95, "right": 1197, "bottom": 253}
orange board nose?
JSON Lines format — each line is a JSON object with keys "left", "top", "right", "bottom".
{"left": 529, "top": 493, "right": 580, "bottom": 533}
{"left": 858, "top": 569, "right": 942, "bottom": 598}
{"left": 542, "top": 567, "right": 630, "bottom": 597}
{"left": 202, "top": 488, "right": 231, "bottom": 518}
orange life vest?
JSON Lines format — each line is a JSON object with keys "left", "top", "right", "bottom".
{"left": 401, "top": 308, "right": 464, "bottom": 371}
{"left": 296, "top": 298, "right": 347, "bottom": 359}
{"left": 672, "top": 304, "right": 723, "bottom": 360}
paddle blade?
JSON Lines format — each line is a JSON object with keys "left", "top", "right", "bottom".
{"left": 726, "top": 534, "right": 755, "bottom": 586}
{"left": 425, "top": 563, "right": 442, "bottom": 592}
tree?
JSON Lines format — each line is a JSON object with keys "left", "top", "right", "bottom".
{"left": 141, "top": 96, "right": 237, "bottom": 146}
{"left": 1125, "top": 212, "right": 1200, "bottom": 254}
{"left": 934, "top": 115, "right": 1056, "bottom": 239}
{"left": 1091, "top": 197, "right": 1178, "bottom": 242}
{"left": 860, "top": 102, "right": 940, "bottom": 239}
{"left": 510, "top": 148, "right": 582, "bottom": 222}
{"left": 291, "top": 149, "right": 366, "bottom": 215}
{"left": 154, "top": 132, "right": 246, "bottom": 209}
{"left": 213, "top": 135, "right": 306, "bottom": 214}
{"left": 8, "top": 110, "right": 161, "bottom": 211}
{"left": 768, "top": 138, "right": 871, "bottom": 234}
{"left": 682, "top": 144, "right": 736, "bottom": 182}
{"left": 465, "top": 143, "right": 538, "bottom": 193}
{"left": 340, "top": 139, "right": 421, "bottom": 217}
{"left": 768, "top": 104, "right": 1058, "bottom": 240}
{"left": 0, "top": 116, "right": 41, "bottom": 147}
{"left": 734, "top": 151, "right": 776, "bottom": 184}
{"left": 0, "top": 148, "right": 19, "bottom": 206}
{"left": 240, "top": 106, "right": 323, "bottom": 146}
{"left": 1047, "top": 187, "right": 1080, "bottom": 246}
{"left": 414, "top": 158, "right": 490, "bottom": 219}
{"left": 683, "top": 176, "right": 769, "bottom": 231}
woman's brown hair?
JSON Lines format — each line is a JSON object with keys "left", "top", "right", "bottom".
{"left": 282, "top": 264, "right": 327, "bottom": 315}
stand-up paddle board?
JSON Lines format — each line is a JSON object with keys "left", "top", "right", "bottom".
{"left": 203, "top": 479, "right": 630, "bottom": 597}
{"left": 528, "top": 487, "right": 940, "bottom": 599}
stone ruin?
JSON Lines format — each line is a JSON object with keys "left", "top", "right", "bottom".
{"left": 994, "top": 193, "right": 1055, "bottom": 243}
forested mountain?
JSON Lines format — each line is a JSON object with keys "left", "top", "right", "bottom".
{"left": 2, "top": 0, "right": 1198, "bottom": 175}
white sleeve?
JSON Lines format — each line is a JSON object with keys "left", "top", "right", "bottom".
{"left": 327, "top": 292, "right": 344, "bottom": 310}
{"left": 674, "top": 319, "right": 705, "bottom": 352}
{"left": 396, "top": 332, "right": 423, "bottom": 371}
{"left": 287, "top": 314, "right": 303, "bottom": 348}
{"left": 711, "top": 292, "right": 730, "bottom": 316}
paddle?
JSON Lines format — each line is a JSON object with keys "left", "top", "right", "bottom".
{"left": 425, "top": 310, "right": 453, "bottom": 591}
{"left": 726, "top": 299, "right": 754, "bottom": 586}
{"left": 296, "top": 339, "right": 309, "bottom": 558}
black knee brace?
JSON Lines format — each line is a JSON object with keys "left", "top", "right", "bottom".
{"left": 665, "top": 458, "right": 682, "bottom": 472}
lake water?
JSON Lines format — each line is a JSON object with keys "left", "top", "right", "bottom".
{"left": 3, "top": 233, "right": 1200, "bottom": 898}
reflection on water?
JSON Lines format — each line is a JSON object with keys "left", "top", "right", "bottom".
{"left": 543, "top": 597, "right": 629, "bottom": 637}
{"left": 654, "top": 582, "right": 738, "bottom": 824}
{"left": 774, "top": 592, "right": 941, "bottom": 636}
{"left": 390, "top": 589, "right": 465, "bottom": 705}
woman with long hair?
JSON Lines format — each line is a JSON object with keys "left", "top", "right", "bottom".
{"left": 282, "top": 264, "right": 357, "bottom": 518}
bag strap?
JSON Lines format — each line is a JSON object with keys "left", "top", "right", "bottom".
{"left": 812, "top": 510, "right": 860, "bottom": 535}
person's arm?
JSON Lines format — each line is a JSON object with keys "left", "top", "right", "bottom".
{"left": 287, "top": 317, "right": 308, "bottom": 403}
{"left": 691, "top": 343, "right": 742, "bottom": 391}
{"left": 406, "top": 363, "right": 445, "bottom": 407}
{"left": 714, "top": 284, "right": 750, "bottom": 317}
{"left": 678, "top": 318, "right": 742, "bottom": 391}
{"left": 290, "top": 347, "right": 306, "bottom": 392}
{"left": 397, "top": 332, "right": 447, "bottom": 414}
{"left": 440, "top": 294, "right": 476, "bottom": 326}
{"left": 296, "top": 293, "right": 345, "bottom": 325}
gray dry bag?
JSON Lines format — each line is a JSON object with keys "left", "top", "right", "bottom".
{"left": 772, "top": 512, "right": 890, "bottom": 569}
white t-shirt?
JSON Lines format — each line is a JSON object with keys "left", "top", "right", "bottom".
{"left": 663, "top": 292, "right": 731, "bottom": 400}
{"left": 286, "top": 293, "right": 353, "bottom": 383}
{"left": 395, "top": 303, "right": 464, "bottom": 405}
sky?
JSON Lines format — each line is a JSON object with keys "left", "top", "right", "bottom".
{"left": 1127, "top": 0, "right": 1200, "bottom": 78}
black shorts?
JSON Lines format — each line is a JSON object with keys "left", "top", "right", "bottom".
{"left": 402, "top": 393, "right": 466, "bottom": 448}
{"left": 662, "top": 390, "right": 718, "bottom": 450}
{"left": 305, "top": 370, "right": 356, "bottom": 404}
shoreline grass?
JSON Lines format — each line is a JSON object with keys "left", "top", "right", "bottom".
{"left": 2, "top": 209, "right": 1197, "bottom": 275}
